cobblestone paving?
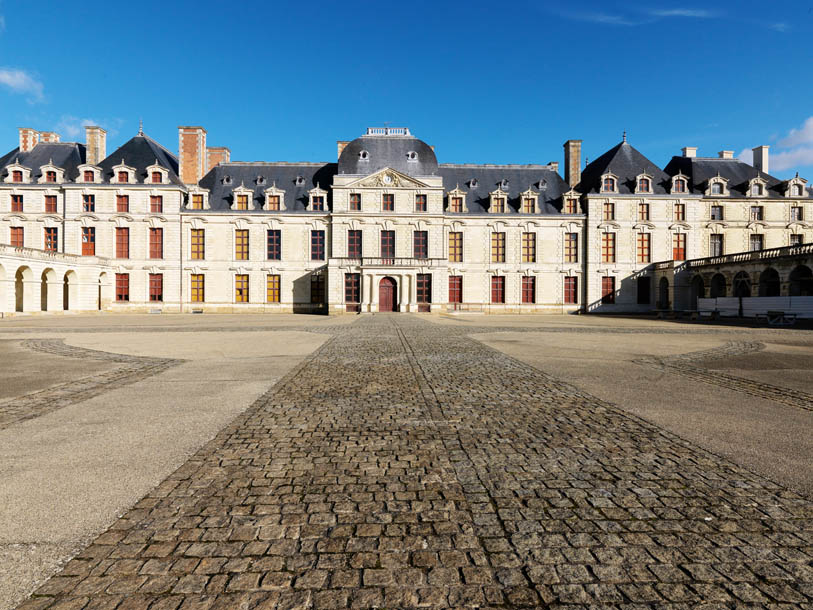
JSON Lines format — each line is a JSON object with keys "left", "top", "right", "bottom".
{"left": 17, "top": 316, "right": 813, "bottom": 609}
{"left": 0, "top": 339, "right": 182, "bottom": 430}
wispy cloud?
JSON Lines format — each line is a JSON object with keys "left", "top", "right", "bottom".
{"left": 769, "top": 22, "right": 789, "bottom": 32}
{"left": 55, "top": 115, "right": 98, "bottom": 139}
{"left": 0, "top": 67, "right": 44, "bottom": 102}
{"left": 772, "top": 148, "right": 813, "bottom": 172}
{"left": 647, "top": 9, "right": 718, "bottom": 18}
{"left": 739, "top": 117, "right": 813, "bottom": 172}
{"left": 554, "top": 10, "right": 643, "bottom": 26}
{"left": 778, "top": 117, "right": 813, "bottom": 148}
{"left": 554, "top": 7, "right": 787, "bottom": 31}
{"left": 0, "top": 15, "right": 6, "bottom": 32}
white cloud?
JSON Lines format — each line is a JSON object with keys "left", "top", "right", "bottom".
{"left": 647, "top": 9, "right": 717, "bottom": 18}
{"left": 54, "top": 116, "right": 99, "bottom": 139}
{"left": 737, "top": 148, "right": 753, "bottom": 164}
{"left": 778, "top": 117, "right": 813, "bottom": 148}
{"left": 769, "top": 22, "right": 789, "bottom": 32}
{"left": 0, "top": 15, "right": 6, "bottom": 32}
{"left": 0, "top": 67, "right": 44, "bottom": 101}
{"left": 771, "top": 148, "right": 813, "bottom": 172}
{"left": 556, "top": 10, "right": 643, "bottom": 26}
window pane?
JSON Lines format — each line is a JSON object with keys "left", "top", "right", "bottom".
{"left": 267, "top": 275, "right": 281, "bottom": 303}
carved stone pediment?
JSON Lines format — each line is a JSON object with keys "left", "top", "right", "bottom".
{"left": 347, "top": 167, "right": 429, "bottom": 189}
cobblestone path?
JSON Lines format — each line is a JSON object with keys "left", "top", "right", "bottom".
{"left": 19, "top": 316, "right": 813, "bottom": 609}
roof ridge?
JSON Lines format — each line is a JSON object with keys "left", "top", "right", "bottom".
{"left": 439, "top": 163, "right": 555, "bottom": 169}
{"left": 140, "top": 134, "right": 178, "bottom": 163}
{"left": 219, "top": 161, "right": 331, "bottom": 167}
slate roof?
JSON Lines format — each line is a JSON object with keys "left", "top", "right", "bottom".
{"left": 199, "top": 163, "right": 337, "bottom": 212}
{"left": 663, "top": 156, "right": 811, "bottom": 199}
{"left": 0, "top": 142, "right": 86, "bottom": 181}
{"left": 99, "top": 134, "right": 182, "bottom": 185}
{"left": 339, "top": 134, "right": 439, "bottom": 177}
{"left": 578, "top": 140, "right": 671, "bottom": 195}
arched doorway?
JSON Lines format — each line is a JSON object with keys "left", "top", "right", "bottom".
{"left": 40, "top": 269, "right": 58, "bottom": 311}
{"left": 378, "top": 277, "right": 397, "bottom": 312}
{"left": 658, "top": 277, "right": 669, "bottom": 309}
{"left": 710, "top": 273, "right": 726, "bottom": 297}
{"left": 789, "top": 265, "right": 813, "bottom": 296}
{"left": 98, "top": 271, "right": 110, "bottom": 310}
{"left": 0, "top": 264, "right": 5, "bottom": 313}
{"left": 689, "top": 275, "right": 705, "bottom": 310}
{"left": 758, "top": 268, "right": 781, "bottom": 297}
{"left": 63, "top": 270, "right": 78, "bottom": 311}
{"left": 15, "top": 266, "right": 32, "bottom": 312}
{"left": 733, "top": 272, "right": 751, "bottom": 297}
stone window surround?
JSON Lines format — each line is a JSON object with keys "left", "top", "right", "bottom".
{"left": 706, "top": 176, "right": 729, "bottom": 197}
{"left": 77, "top": 164, "right": 103, "bottom": 184}
{"left": 489, "top": 187, "right": 509, "bottom": 214}
{"left": 671, "top": 172, "right": 689, "bottom": 195}
{"left": 145, "top": 162, "right": 170, "bottom": 185}
{"left": 308, "top": 185, "right": 329, "bottom": 212}
{"left": 634, "top": 172, "right": 654, "bottom": 195}
{"left": 519, "top": 188, "right": 539, "bottom": 214}
{"left": 111, "top": 162, "right": 137, "bottom": 184}
{"left": 264, "top": 183, "right": 286, "bottom": 211}
{"left": 600, "top": 172, "right": 619, "bottom": 194}
{"left": 3, "top": 162, "right": 32, "bottom": 184}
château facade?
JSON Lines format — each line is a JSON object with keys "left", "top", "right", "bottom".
{"left": 0, "top": 124, "right": 810, "bottom": 315}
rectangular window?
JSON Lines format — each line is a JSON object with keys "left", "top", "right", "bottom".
{"left": 82, "top": 227, "right": 95, "bottom": 255}
{"left": 348, "top": 229, "right": 362, "bottom": 258}
{"left": 235, "top": 229, "right": 249, "bottom": 260}
{"left": 522, "top": 198, "right": 535, "bottom": 214}
{"left": 413, "top": 230, "right": 428, "bottom": 259}
{"left": 45, "top": 195, "right": 57, "bottom": 213}
{"left": 710, "top": 234, "right": 723, "bottom": 257}
{"left": 637, "top": 233, "right": 651, "bottom": 263}
{"left": 564, "top": 276, "right": 578, "bottom": 304}
{"left": 11, "top": 194, "right": 23, "bottom": 212}
{"left": 565, "top": 198, "right": 578, "bottom": 214}
{"left": 45, "top": 171, "right": 56, "bottom": 183}
{"left": 344, "top": 273, "right": 360, "bottom": 303}
{"left": 491, "top": 197, "right": 505, "bottom": 213}
{"left": 267, "top": 229, "right": 281, "bottom": 260}
{"left": 12, "top": 170, "right": 22, "bottom": 183}
{"left": 149, "top": 228, "right": 163, "bottom": 259}
{"left": 415, "top": 194, "right": 427, "bottom": 212}
{"left": 565, "top": 233, "right": 578, "bottom": 263}
{"left": 638, "top": 203, "right": 650, "bottom": 221}
{"left": 191, "top": 274, "right": 205, "bottom": 302}
{"left": 601, "top": 232, "right": 616, "bottom": 263}
{"left": 449, "top": 276, "right": 462, "bottom": 304}
{"left": 190, "top": 194, "right": 203, "bottom": 210}
{"left": 750, "top": 206, "right": 764, "bottom": 221}
{"left": 490, "top": 276, "right": 505, "bottom": 303}
{"left": 235, "top": 194, "right": 249, "bottom": 210}
{"left": 790, "top": 234, "right": 803, "bottom": 246}
{"left": 44, "top": 227, "right": 58, "bottom": 251}
{"left": 149, "top": 273, "right": 163, "bottom": 302}
{"left": 416, "top": 273, "right": 432, "bottom": 304}
{"left": 491, "top": 232, "right": 505, "bottom": 263}
{"left": 311, "top": 230, "right": 325, "bottom": 260}
{"left": 10, "top": 227, "right": 23, "bottom": 248}
{"left": 267, "top": 195, "right": 280, "bottom": 211}
{"left": 672, "top": 233, "right": 686, "bottom": 261}
{"left": 349, "top": 193, "right": 361, "bottom": 211}
{"left": 235, "top": 274, "right": 249, "bottom": 303}
{"left": 382, "top": 193, "right": 394, "bottom": 211}
{"left": 791, "top": 206, "right": 803, "bottom": 222}
{"left": 637, "top": 276, "right": 651, "bottom": 304}
{"left": 450, "top": 196, "right": 463, "bottom": 213}
{"left": 674, "top": 203, "right": 685, "bottom": 221}
{"left": 266, "top": 274, "right": 281, "bottom": 303}
{"left": 115, "top": 227, "right": 130, "bottom": 259}
{"left": 710, "top": 205, "right": 723, "bottom": 221}
{"left": 601, "top": 276, "right": 615, "bottom": 304}
{"left": 116, "top": 194, "right": 129, "bottom": 213}
{"left": 150, "top": 195, "right": 163, "bottom": 213}
{"left": 118, "top": 171, "right": 129, "bottom": 183}
{"left": 380, "top": 230, "right": 395, "bottom": 259}
{"left": 151, "top": 171, "right": 162, "bottom": 184}
{"left": 83, "top": 194, "right": 95, "bottom": 212}
{"left": 115, "top": 273, "right": 129, "bottom": 302}
{"left": 311, "top": 195, "right": 324, "bottom": 211}
{"left": 84, "top": 170, "right": 95, "bottom": 182}
{"left": 521, "top": 276, "right": 536, "bottom": 304}
{"left": 749, "top": 234, "right": 763, "bottom": 252}
{"left": 521, "top": 232, "right": 536, "bottom": 263}
{"left": 191, "top": 229, "right": 205, "bottom": 259}
{"left": 448, "top": 231, "right": 462, "bottom": 262}
{"left": 311, "top": 274, "right": 325, "bottom": 304}
{"left": 603, "top": 202, "right": 614, "bottom": 221}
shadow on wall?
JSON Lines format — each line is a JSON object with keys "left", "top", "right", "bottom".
{"left": 586, "top": 268, "right": 654, "bottom": 313}
{"left": 292, "top": 267, "right": 327, "bottom": 315}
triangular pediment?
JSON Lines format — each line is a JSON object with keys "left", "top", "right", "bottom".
{"left": 345, "top": 167, "right": 430, "bottom": 189}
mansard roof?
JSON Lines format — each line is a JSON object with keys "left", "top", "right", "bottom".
{"left": 578, "top": 140, "right": 671, "bottom": 195}
{"left": 338, "top": 130, "right": 439, "bottom": 177}
{"left": 99, "top": 134, "right": 182, "bottom": 185}
{"left": 437, "top": 164, "right": 567, "bottom": 213}
{"left": 199, "top": 162, "right": 338, "bottom": 212}
{"left": 0, "top": 142, "right": 86, "bottom": 181}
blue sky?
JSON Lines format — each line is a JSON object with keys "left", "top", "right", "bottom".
{"left": 1, "top": 0, "right": 812, "bottom": 178}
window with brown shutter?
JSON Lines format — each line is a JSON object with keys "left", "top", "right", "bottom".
{"left": 150, "top": 196, "right": 163, "bottom": 213}
{"left": 45, "top": 195, "right": 57, "bottom": 213}
{"left": 12, "top": 170, "right": 22, "bottom": 183}
{"left": 84, "top": 170, "right": 95, "bottom": 182}
{"left": 11, "top": 194, "right": 23, "bottom": 212}
{"left": 10, "top": 227, "right": 23, "bottom": 248}
{"left": 151, "top": 171, "right": 162, "bottom": 184}
{"left": 115, "top": 227, "right": 129, "bottom": 259}
{"left": 116, "top": 195, "right": 129, "bottom": 213}
{"left": 149, "top": 228, "right": 163, "bottom": 259}
{"left": 118, "top": 171, "right": 129, "bottom": 183}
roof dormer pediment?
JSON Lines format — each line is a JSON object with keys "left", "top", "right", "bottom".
{"left": 346, "top": 167, "right": 431, "bottom": 189}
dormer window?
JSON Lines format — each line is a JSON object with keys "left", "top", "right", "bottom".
{"left": 711, "top": 182, "right": 723, "bottom": 195}
{"left": 222, "top": 175, "right": 232, "bottom": 185}
{"left": 267, "top": 195, "right": 280, "bottom": 211}
{"left": 469, "top": 178, "right": 478, "bottom": 188}
{"left": 312, "top": 195, "right": 324, "bottom": 211}
{"left": 520, "top": 190, "right": 538, "bottom": 214}
{"left": 751, "top": 183, "right": 763, "bottom": 196}
{"left": 792, "top": 184, "right": 803, "bottom": 197}
{"left": 12, "top": 170, "right": 22, "bottom": 183}
{"left": 118, "top": 171, "right": 129, "bottom": 183}
{"left": 406, "top": 151, "right": 418, "bottom": 161}
{"left": 447, "top": 188, "right": 465, "bottom": 213}
{"left": 295, "top": 176, "right": 305, "bottom": 186}
{"left": 359, "top": 150, "right": 369, "bottom": 160}
{"left": 235, "top": 194, "right": 250, "bottom": 210}
{"left": 491, "top": 196, "right": 505, "bottom": 213}
{"left": 83, "top": 170, "right": 94, "bottom": 182}
{"left": 190, "top": 194, "right": 204, "bottom": 210}
{"left": 602, "top": 176, "right": 617, "bottom": 193}
{"left": 565, "top": 197, "right": 579, "bottom": 214}
{"left": 256, "top": 176, "right": 266, "bottom": 186}
{"left": 673, "top": 177, "right": 687, "bottom": 193}
{"left": 46, "top": 171, "right": 56, "bottom": 183}
{"left": 637, "top": 177, "right": 651, "bottom": 193}
{"left": 151, "top": 171, "right": 162, "bottom": 184}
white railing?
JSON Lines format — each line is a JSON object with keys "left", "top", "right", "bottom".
{"left": 686, "top": 242, "right": 813, "bottom": 269}
{"left": 698, "top": 296, "right": 813, "bottom": 318}
{"left": 0, "top": 243, "right": 110, "bottom": 265}
{"left": 366, "top": 127, "right": 411, "bottom": 136}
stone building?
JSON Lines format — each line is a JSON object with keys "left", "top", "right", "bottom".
{"left": 0, "top": 124, "right": 810, "bottom": 315}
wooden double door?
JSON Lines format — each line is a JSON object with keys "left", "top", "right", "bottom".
{"left": 378, "top": 277, "right": 397, "bottom": 312}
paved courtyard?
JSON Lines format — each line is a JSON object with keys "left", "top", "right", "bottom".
{"left": 1, "top": 313, "right": 812, "bottom": 609}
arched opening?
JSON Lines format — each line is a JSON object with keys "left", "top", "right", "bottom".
{"left": 15, "top": 266, "right": 33, "bottom": 312}
{"left": 789, "top": 265, "right": 813, "bottom": 296}
{"left": 758, "top": 267, "right": 781, "bottom": 297}
{"left": 378, "top": 277, "right": 397, "bottom": 312}
{"left": 0, "top": 264, "right": 5, "bottom": 314}
{"left": 733, "top": 272, "right": 751, "bottom": 298}
{"left": 63, "top": 270, "right": 78, "bottom": 311}
{"left": 40, "top": 268, "right": 58, "bottom": 311}
{"left": 98, "top": 272, "right": 110, "bottom": 310}
{"left": 689, "top": 275, "right": 705, "bottom": 310}
{"left": 658, "top": 277, "right": 670, "bottom": 310}
{"left": 710, "top": 273, "right": 726, "bottom": 298}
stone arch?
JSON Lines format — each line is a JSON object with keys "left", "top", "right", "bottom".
{"left": 710, "top": 273, "right": 726, "bottom": 298}
{"left": 689, "top": 274, "right": 705, "bottom": 310}
{"left": 789, "top": 265, "right": 813, "bottom": 296}
{"left": 658, "top": 277, "right": 670, "bottom": 309}
{"left": 40, "top": 268, "right": 59, "bottom": 311}
{"left": 0, "top": 263, "right": 5, "bottom": 313}
{"left": 733, "top": 271, "right": 751, "bottom": 298}
{"left": 15, "top": 266, "right": 34, "bottom": 312}
{"left": 98, "top": 271, "right": 111, "bottom": 310}
{"left": 758, "top": 267, "right": 781, "bottom": 297}
{"left": 63, "top": 270, "right": 79, "bottom": 311}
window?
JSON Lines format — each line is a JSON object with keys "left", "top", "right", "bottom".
{"left": 191, "top": 229, "right": 205, "bottom": 259}
{"left": 673, "top": 178, "right": 686, "bottom": 193}
{"left": 115, "top": 273, "right": 129, "bottom": 302}
{"left": 11, "top": 194, "right": 23, "bottom": 212}
{"left": 792, "top": 184, "right": 803, "bottom": 197}
{"left": 790, "top": 234, "right": 803, "bottom": 246}
{"left": 521, "top": 276, "right": 536, "bottom": 304}
{"left": 311, "top": 230, "right": 325, "bottom": 260}
{"left": 791, "top": 206, "right": 803, "bottom": 222}
{"left": 602, "top": 202, "right": 614, "bottom": 221}
{"left": 44, "top": 227, "right": 57, "bottom": 251}
{"left": 45, "top": 171, "right": 57, "bottom": 183}
{"left": 750, "top": 206, "right": 764, "bottom": 221}
{"left": 149, "top": 228, "right": 163, "bottom": 259}
{"left": 491, "top": 232, "right": 505, "bottom": 263}
{"left": 349, "top": 193, "right": 361, "bottom": 211}
{"left": 491, "top": 197, "right": 505, "bottom": 213}
{"left": 564, "top": 276, "right": 578, "bottom": 305}
{"left": 601, "top": 276, "right": 615, "bottom": 304}
{"left": 190, "top": 194, "right": 204, "bottom": 210}
{"left": 380, "top": 230, "right": 395, "bottom": 259}
{"left": 82, "top": 227, "right": 95, "bottom": 255}
{"left": 235, "top": 194, "right": 249, "bottom": 210}
{"left": 522, "top": 198, "right": 535, "bottom": 214}
{"left": 711, "top": 205, "right": 723, "bottom": 221}
{"left": 674, "top": 203, "right": 685, "bottom": 222}
{"left": 149, "top": 274, "right": 163, "bottom": 302}
{"left": 602, "top": 177, "right": 616, "bottom": 192}
{"left": 382, "top": 193, "right": 394, "bottom": 211}
{"left": 413, "top": 231, "right": 428, "bottom": 259}
{"left": 347, "top": 229, "right": 362, "bottom": 258}
{"left": 521, "top": 232, "right": 536, "bottom": 263}
{"left": 83, "top": 170, "right": 95, "bottom": 182}
{"left": 10, "top": 227, "right": 23, "bottom": 248}
{"left": 601, "top": 232, "right": 616, "bottom": 263}
{"left": 448, "top": 232, "right": 462, "bottom": 262}
{"left": 448, "top": 275, "right": 462, "bottom": 304}
{"left": 415, "top": 194, "right": 427, "bottom": 212}
{"left": 267, "top": 195, "right": 280, "bottom": 211}
{"left": 672, "top": 233, "right": 686, "bottom": 261}
{"left": 42, "top": 195, "right": 56, "bottom": 214}
{"left": 118, "top": 171, "right": 129, "bottom": 183}
{"left": 345, "top": 273, "right": 360, "bottom": 303}
{"left": 115, "top": 227, "right": 130, "bottom": 258}
{"left": 711, "top": 182, "right": 723, "bottom": 195}
{"left": 12, "top": 170, "right": 22, "bottom": 183}
{"left": 311, "top": 274, "right": 325, "bottom": 304}
{"left": 417, "top": 273, "right": 432, "bottom": 304}
{"left": 565, "top": 233, "right": 578, "bottom": 263}
{"left": 312, "top": 195, "right": 325, "bottom": 211}
{"left": 450, "top": 196, "right": 463, "bottom": 213}
{"left": 267, "top": 229, "right": 281, "bottom": 260}
{"left": 565, "top": 198, "right": 578, "bottom": 214}
{"left": 151, "top": 171, "right": 162, "bottom": 184}
{"left": 235, "top": 229, "right": 249, "bottom": 260}
{"left": 191, "top": 274, "right": 205, "bottom": 302}
{"left": 150, "top": 196, "right": 163, "bottom": 213}
{"left": 116, "top": 195, "right": 129, "bottom": 213}
{"left": 710, "top": 234, "right": 724, "bottom": 257}
{"left": 637, "top": 233, "right": 651, "bottom": 263}
{"left": 637, "top": 277, "right": 651, "bottom": 304}
{"left": 749, "top": 234, "right": 763, "bottom": 252}
{"left": 83, "top": 194, "right": 95, "bottom": 212}
{"left": 235, "top": 274, "right": 249, "bottom": 303}
{"left": 491, "top": 276, "right": 505, "bottom": 303}
{"left": 638, "top": 203, "right": 649, "bottom": 221}
{"left": 638, "top": 177, "right": 650, "bottom": 192}
{"left": 267, "top": 274, "right": 281, "bottom": 303}
{"left": 751, "top": 183, "right": 763, "bottom": 196}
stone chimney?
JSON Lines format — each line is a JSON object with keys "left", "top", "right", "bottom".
{"left": 548, "top": 161, "right": 559, "bottom": 172}
{"left": 179, "top": 126, "right": 207, "bottom": 184}
{"left": 85, "top": 126, "right": 107, "bottom": 166}
{"left": 38, "top": 131, "right": 60, "bottom": 143}
{"left": 563, "top": 139, "right": 582, "bottom": 188}
{"left": 682, "top": 147, "right": 697, "bottom": 158}
{"left": 752, "top": 145, "right": 769, "bottom": 174}
{"left": 19, "top": 128, "right": 39, "bottom": 152}
{"left": 206, "top": 146, "right": 230, "bottom": 170}
{"left": 718, "top": 150, "right": 734, "bottom": 159}
{"left": 337, "top": 141, "right": 350, "bottom": 159}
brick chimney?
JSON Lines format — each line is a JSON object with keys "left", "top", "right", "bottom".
{"left": 563, "top": 140, "right": 582, "bottom": 188}
{"left": 718, "top": 150, "right": 734, "bottom": 159}
{"left": 682, "top": 147, "right": 697, "bottom": 158}
{"left": 18, "top": 128, "right": 39, "bottom": 152}
{"left": 206, "top": 146, "right": 230, "bottom": 170}
{"left": 179, "top": 126, "right": 207, "bottom": 184}
{"left": 38, "top": 131, "right": 60, "bottom": 143}
{"left": 85, "top": 126, "right": 107, "bottom": 165}
{"left": 752, "top": 145, "right": 769, "bottom": 174}
{"left": 337, "top": 141, "right": 350, "bottom": 159}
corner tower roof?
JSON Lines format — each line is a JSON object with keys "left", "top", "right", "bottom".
{"left": 578, "top": 140, "right": 670, "bottom": 194}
